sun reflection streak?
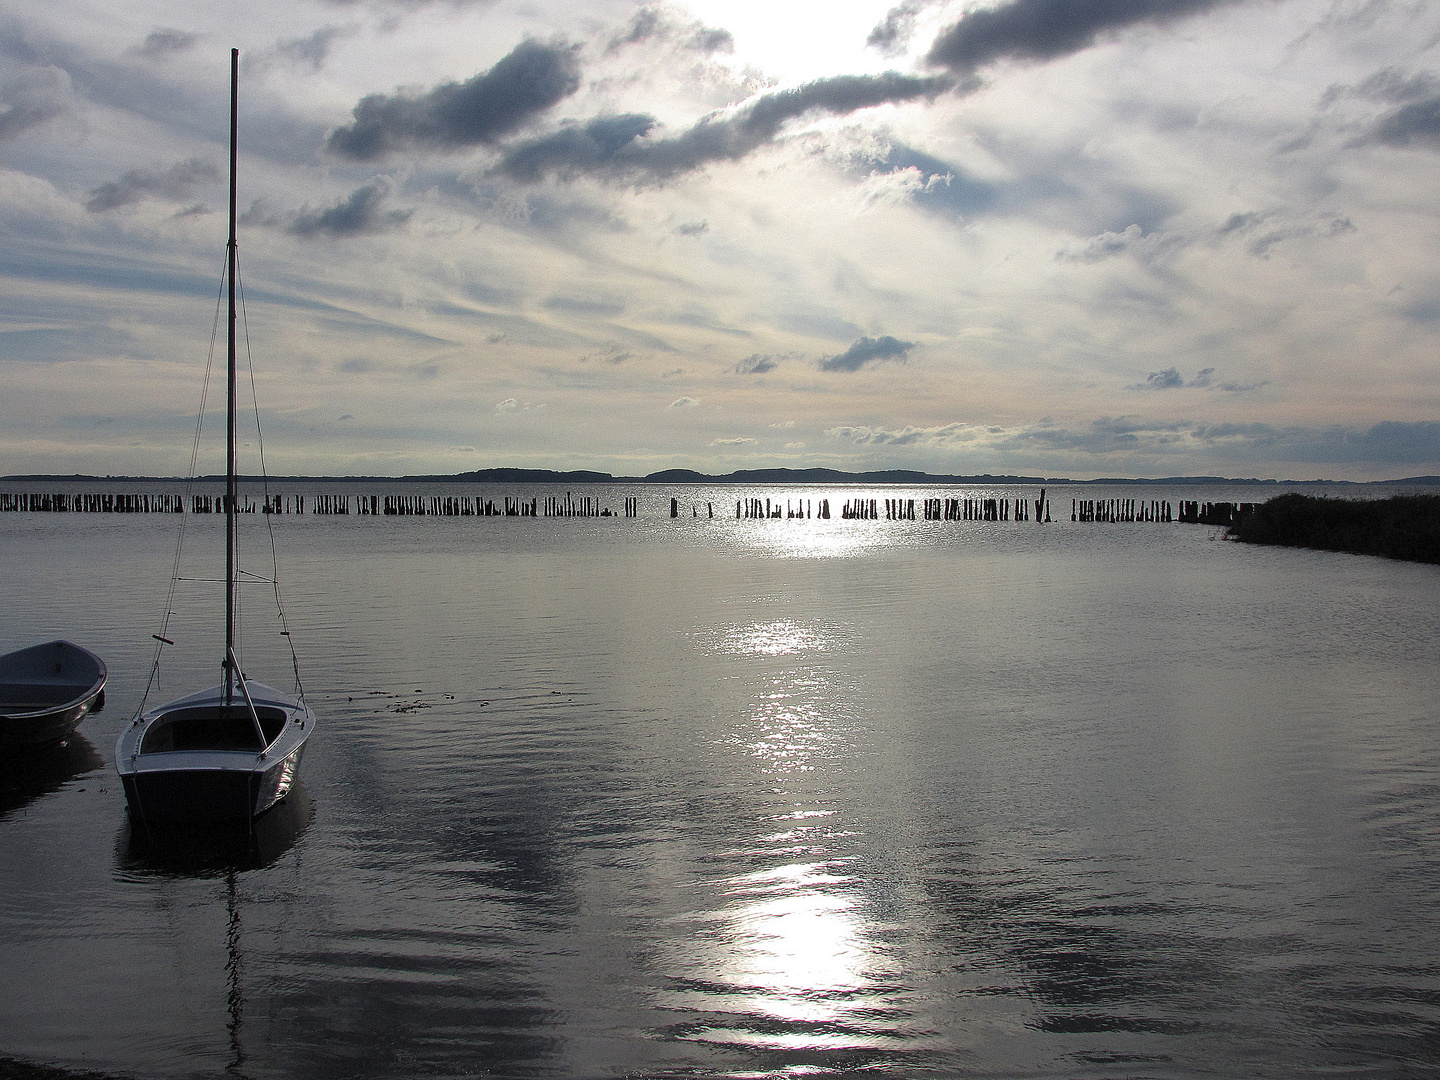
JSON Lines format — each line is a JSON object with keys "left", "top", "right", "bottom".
{"left": 724, "top": 860, "right": 871, "bottom": 1023}
{"left": 660, "top": 610, "right": 916, "bottom": 1053}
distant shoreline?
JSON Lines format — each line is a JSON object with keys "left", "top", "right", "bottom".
{"left": 5, "top": 468, "right": 1439, "bottom": 487}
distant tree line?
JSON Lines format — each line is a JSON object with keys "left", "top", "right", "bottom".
{"left": 1228, "top": 493, "right": 1440, "bottom": 564}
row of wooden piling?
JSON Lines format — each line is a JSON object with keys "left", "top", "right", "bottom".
{"left": 1073, "top": 498, "right": 1174, "bottom": 523}
{"left": 0, "top": 491, "right": 186, "bottom": 513}
{"left": 734, "top": 498, "right": 830, "bottom": 519}
{"left": 0, "top": 489, "right": 1256, "bottom": 528}
{"left": 930, "top": 495, "right": 1054, "bottom": 522}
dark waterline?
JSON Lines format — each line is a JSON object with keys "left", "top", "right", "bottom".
{"left": 2, "top": 482, "right": 1438, "bottom": 1079}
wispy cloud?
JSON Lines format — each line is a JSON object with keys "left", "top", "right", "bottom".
{"left": 0, "top": 66, "right": 72, "bottom": 142}
{"left": 135, "top": 29, "right": 199, "bottom": 59}
{"left": 86, "top": 158, "right": 220, "bottom": 212}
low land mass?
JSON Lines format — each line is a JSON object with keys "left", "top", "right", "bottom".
{"left": 5, "top": 468, "right": 1440, "bottom": 486}
{"left": 1229, "top": 493, "right": 1440, "bottom": 564}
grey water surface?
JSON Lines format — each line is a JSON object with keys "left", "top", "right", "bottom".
{"left": 1, "top": 482, "right": 1437, "bottom": 1079}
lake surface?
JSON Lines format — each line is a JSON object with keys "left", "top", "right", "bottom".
{"left": 2, "top": 481, "right": 1438, "bottom": 1080}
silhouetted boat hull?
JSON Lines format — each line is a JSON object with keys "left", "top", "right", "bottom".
{"left": 0, "top": 640, "right": 107, "bottom": 749}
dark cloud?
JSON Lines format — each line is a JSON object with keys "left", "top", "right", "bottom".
{"left": 267, "top": 27, "right": 353, "bottom": 72}
{"left": 578, "top": 348, "right": 635, "bottom": 364}
{"left": 1003, "top": 415, "right": 1192, "bottom": 454}
{"left": 496, "top": 72, "right": 954, "bottom": 183}
{"left": 1324, "top": 68, "right": 1440, "bottom": 152}
{"left": 826, "top": 421, "right": 973, "bottom": 446}
{"left": 819, "top": 334, "right": 914, "bottom": 373}
{"left": 1131, "top": 366, "right": 1265, "bottom": 392}
{"left": 736, "top": 354, "right": 780, "bottom": 374}
{"left": 689, "top": 28, "right": 736, "bottom": 54}
{"left": 609, "top": 5, "right": 734, "bottom": 54}
{"left": 1218, "top": 211, "right": 1355, "bottom": 257}
{"left": 1191, "top": 420, "right": 1440, "bottom": 465}
{"left": 1333, "top": 68, "right": 1440, "bottom": 108}
{"left": 1368, "top": 96, "right": 1440, "bottom": 150}
{"left": 328, "top": 39, "right": 582, "bottom": 161}
{"left": 289, "top": 178, "right": 413, "bottom": 237}
{"left": 868, "top": 0, "right": 931, "bottom": 54}
{"left": 1336, "top": 420, "right": 1440, "bottom": 464}
{"left": 1217, "top": 210, "right": 1266, "bottom": 235}
{"left": 925, "top": 0, "right": 1243, "bottom": 74}
{"left": 993, "top": 417, "right": 1439, "bottom": 466}
{"left": 85, "top": 158, "right": 220, "bottom": 212}
{"left": 137, "top": 29, "right": 199, "bottom": 59}
{"left": 0, "top": 66, "right": 71, "bottom": 142}
{"left": 497, "top": 114, "right": 658, "bottom": 182}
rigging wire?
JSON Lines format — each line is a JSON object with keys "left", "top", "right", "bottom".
{"left": 134, "top": 248, "right": 308, "bottom": 710}
{"left": 134, "top": 253, "right": 230, "bottom": 719}
{"left": 237, "top": 256, "right": 308, "bottom": 705}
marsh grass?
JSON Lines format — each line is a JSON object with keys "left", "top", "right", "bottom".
{"left": 1229, "top": 493, "right": 1440, "bottom": 564}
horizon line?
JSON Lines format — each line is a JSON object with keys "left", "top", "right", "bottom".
{"left": 4, "top": 467, "right": 1438, "bottom": 487}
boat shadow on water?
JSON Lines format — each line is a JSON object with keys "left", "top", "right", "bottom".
{"left": 117, "top": 780, "right": 313, "bottom": 877}
{"left": 0, "top": 732, "right": 105, "bottom": 820}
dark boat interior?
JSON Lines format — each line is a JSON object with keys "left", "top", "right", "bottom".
{"left": 140, "top": 705, "right": 288, "bottom": 753}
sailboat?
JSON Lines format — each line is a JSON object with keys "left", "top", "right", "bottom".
{"left": 116, "top": 50, "right": 315, "bottom": 827}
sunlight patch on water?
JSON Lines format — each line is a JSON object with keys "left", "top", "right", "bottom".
{"left": 705, "top": 619, "right": 831, "bottom": 657}
{"left": 724, "top": 862, "right": 869, "bottom": 1017}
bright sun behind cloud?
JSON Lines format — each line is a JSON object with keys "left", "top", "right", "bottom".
{"left": 679, "top": 0, "right": 912, "bottom": 83}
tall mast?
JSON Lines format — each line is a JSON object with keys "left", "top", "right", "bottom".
{"left": 225, "top": 47, "right": 239, "bottom": 701}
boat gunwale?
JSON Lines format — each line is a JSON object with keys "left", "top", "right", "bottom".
{"left": 116, "top": 687, "right": 313, "bottom": 775}
{"left": 0, "top": 640, "right": 107, "bottom": 715}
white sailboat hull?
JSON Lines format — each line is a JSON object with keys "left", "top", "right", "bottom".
{"left": 115, "top": 681, "right": 313, "bottom": 824}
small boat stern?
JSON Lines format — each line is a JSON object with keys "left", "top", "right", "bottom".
{"left": 116, "top": 682, "right": 314, "bottom": 826}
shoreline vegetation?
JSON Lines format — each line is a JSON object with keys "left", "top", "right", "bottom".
{"left": 1228, "top": 493, "right": 1440, "bottom": 565}
{"left": 4, "top": 468, "right": 1440, "bottom": 487}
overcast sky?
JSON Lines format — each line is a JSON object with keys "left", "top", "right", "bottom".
{"left": 2, "top": 0, "right": 1438, "bottom": 479}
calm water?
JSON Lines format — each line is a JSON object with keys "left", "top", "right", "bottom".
{"left": 1, "top": 482, "right": 1438, "bottom": 1080}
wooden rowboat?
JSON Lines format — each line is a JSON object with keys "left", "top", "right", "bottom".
{"left": 0, "top": 640, "right": 107, "bottom": 749}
